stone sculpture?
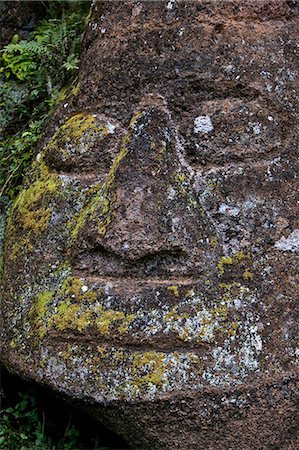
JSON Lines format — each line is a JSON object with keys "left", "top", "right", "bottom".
{"left": 1, "top": 1, "right": 298, "bottom": 448}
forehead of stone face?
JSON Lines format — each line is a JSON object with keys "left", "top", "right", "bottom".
{"left": 78, "top": 0, "right": 299, "bottom": 123}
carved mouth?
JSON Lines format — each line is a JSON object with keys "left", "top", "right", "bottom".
{"left": 72, "top": 246, "right": 203, "bottom": 282}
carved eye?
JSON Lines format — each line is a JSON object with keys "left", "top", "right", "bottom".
{"left": 182, "top": 98, "right": 288, "bottom": 168}
{"left": 44, "top": 112, "right": 122, "bottom": 175}
{"left": 169, "top": 82, "right": 291, "bottom": 169}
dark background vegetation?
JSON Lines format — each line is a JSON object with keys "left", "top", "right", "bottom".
{"left": 1, "top": 365, "right": 130, "bottom": 449}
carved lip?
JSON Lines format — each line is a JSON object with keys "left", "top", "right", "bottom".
{"left": 74, "top": 274, "right": 199, "bottom": 287}
{"left": 50, "top": 334, "right": 208, "bottom": 352}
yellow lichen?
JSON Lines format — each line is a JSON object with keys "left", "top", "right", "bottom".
{"left": 186, "top": 288, "right": 195, "bottom": 297}
{"left": 209, "top": 236, "right": 218, "bottom": 249}
{"left": 217, "top": 256, "right": 234, "bottom": 275}
{"left": 97, "top": 345, "right": 108, "bottom": 357}
{"left": 29, "top": 290, "right": 53, "bottom": 338}
{"left": 48, "top": 112, "right": 106, "bottom": 145}
{"left": 243, "top": 268, "right": 254, "bottom": 281}
{"left": 176, "top": 173, "right": 186, "bottom": 183}
{"left": 95, "top": 306, "right": 134, "bottom": 335}
{"left": 59, "top": 276, "right": 97, "bottom": 302}
{"left": 44, "top": 276, "right": 135, "bottom": 335}
{"left": 5, "top": 157, "right": 60, "bottom": 262}
{"left": 132, "top": 351, "right": 166, "bottom": 388}
{"left": 165, "top": 307, "right": 180, "bottom": 322}
{"left": 11, "top": 158, "right": 59, "bottom": 234}
{"left": 168, "top": 285, "right": 179, "bottom": 297}
{"left": 217, "top": 251, "right": 253, "bottom": 281}
{"left": 50, "top": 302, "right": 92, "bottom": 332}
{"left": 9, "top": 340, "right": 17, "bottom": 349}
{"left": 234, "top": 251, "right": 245, "bottom": 263}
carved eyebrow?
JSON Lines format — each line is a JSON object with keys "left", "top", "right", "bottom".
{"left": 174, "top": 79, "right": 262, "bottom": 101}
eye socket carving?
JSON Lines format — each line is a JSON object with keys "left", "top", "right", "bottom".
{"left": 44, "top": 112, "right": 121, "bottom": 174}
{"left": 179, "top": 98, "right": 292, "bottom": 168}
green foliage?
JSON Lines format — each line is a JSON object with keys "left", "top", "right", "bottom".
{"left": 0, "top": 390, "right": 111, "bottom": 449}
{"left": 0, "top": 391, "right": 53, "bottom": 449}
{"left": 1, "top": 12, "right": 83, "bottom": 85}
{"left": 0, "top": 2, "right": 89, "bottom": 205}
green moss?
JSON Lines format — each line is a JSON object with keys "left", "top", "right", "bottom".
{"left": 48, "top": 300, "right": 135, "bottom": 335}
{"left": 48, "top": 112, "right": 107, "bottom": 146}
{"left": 59, "top": 276, "right": 97, "bottom": 302}
{"left": 95, "top": 306, "right": 135, "bottom": 335}
{"left": 44, "top": 112, "right": 112, "bottom": 171}
{"left": 13, "top": 158, "right": 59, "bottom": 234}
{"left": 32, "top": 275, "right": 136, "bottom": 335}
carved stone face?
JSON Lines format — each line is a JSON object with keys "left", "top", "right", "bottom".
{"left": 1, "top": 100, "right": 291, "bottom": 398}
{"left": 1, "top": 1, "right": 298, "bottom": 448}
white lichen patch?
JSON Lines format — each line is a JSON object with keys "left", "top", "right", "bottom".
{"left": 251, "top": 123, "right": 262, "bottom": 135}
{"left": 167, "top": 186, "right": 176, "bottom": 200}
{"left": 194, "top": 116, "right": 214, "bottom": 134}
{"left": 106, "top": 121, "right": 116, "bottom": 134}
{"left": 167, "top": 0, "right": 175, "bottom": 10}
{"left": 224, "top": 64, "right": 235, "bottom": 75}
{"left": 274, "top": 229, "right": 299, "bottom": 252}
{"left": 219, "top": 203, "right": 240, "bottom": 217}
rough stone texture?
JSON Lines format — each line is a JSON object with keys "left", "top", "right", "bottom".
{"left": 1, "top": 1, "right": 299, "bottom": 448}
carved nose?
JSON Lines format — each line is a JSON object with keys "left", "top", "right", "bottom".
{"left": 71, "top": 97, "right": 215, "bottom": 269}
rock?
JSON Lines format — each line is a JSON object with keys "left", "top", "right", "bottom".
{"left": 1, "top": 1, "right": 298, "bottom": 449}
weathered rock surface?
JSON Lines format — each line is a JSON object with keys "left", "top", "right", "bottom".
{"left": 1, "top": 1, "right": 299, "bottom": 448}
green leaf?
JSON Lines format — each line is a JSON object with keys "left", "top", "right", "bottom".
{"left": 11, "top": 34, "right": 19, "bottom": 44}
{"left": 20, "top": 433, "right": 28, "bottom": 440}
